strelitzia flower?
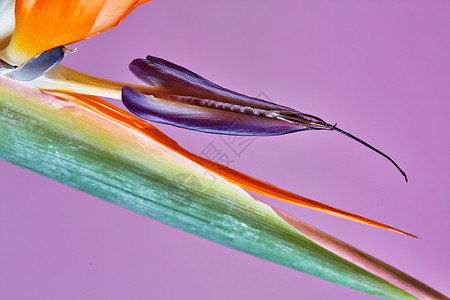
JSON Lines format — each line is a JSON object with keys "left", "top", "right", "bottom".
{"left": 0, "top": 1, "right": 447, "bottom": 299}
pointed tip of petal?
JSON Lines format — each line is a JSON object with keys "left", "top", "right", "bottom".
{"left": 87, "top": 0, "right": 153, "bottom": 38}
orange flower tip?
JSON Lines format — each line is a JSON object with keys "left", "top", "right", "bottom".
{"left": 5, "top": 0, "right": 152, "bottom": 64}
{"left": 396, "top": 229, "right": 418, "bottom": 239}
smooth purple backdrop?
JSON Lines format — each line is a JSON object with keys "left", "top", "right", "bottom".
{"left": 1, "top": 1, "right": 449, "bottom": 299}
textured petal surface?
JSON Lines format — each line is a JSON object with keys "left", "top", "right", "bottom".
{"left": 125, "top": 56, "right": 334, "bottom": 135}
{"left": 122, "top": 86, "right": 305, "bottom": 135}
{"left": 130, "top": 56, "right": 292, "bottom": 110}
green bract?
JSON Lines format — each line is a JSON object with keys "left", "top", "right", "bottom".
{"left": 0, "top": 75, "right": 446, "bottom": 300}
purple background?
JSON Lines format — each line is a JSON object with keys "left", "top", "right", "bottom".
{"left": 1, "top": 0, "right": 449, "bottom": 299}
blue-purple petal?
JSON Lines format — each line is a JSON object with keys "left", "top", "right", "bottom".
{"left": 123, "top": 55, "right": 408, "bottom": 181}
{"left": 122, "top": 86, "right": 306, "bottom": 136}
{"left": 129, "top": 56, "right": 292, "bottom": 111}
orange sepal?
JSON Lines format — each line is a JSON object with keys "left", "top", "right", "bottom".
{"left": 87, "top": 0, "right": 152, "bottom": 38}
{"left": 4, "top": 0, "right": 151, "bottom": 64}
{"left": 5, "top": 0, "right": 105, "bottom": 64}
{"left": 49, "top": 91, "right": 416, "bottom": 238}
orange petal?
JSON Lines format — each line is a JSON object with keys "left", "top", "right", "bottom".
{"left": 167, "top": 144, "right": 417, "bottom": 238}
{"left": 87, "top": 0, "right": 152, "bottom": 38}
{"left": 51, "top": 91, "right": 416, "bottom": 238}
{"left": 4, "top": 0, "right": 151, "bottom": 64}
{"left": 4, "top": 0, "right": 105, "bottom": 64}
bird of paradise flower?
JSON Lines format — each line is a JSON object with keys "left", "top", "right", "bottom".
{"left": 0, "top": 0, "right": 447, "bottom": 299}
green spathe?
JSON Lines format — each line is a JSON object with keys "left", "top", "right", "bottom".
{"left": 0, "top": 74, "right": 434, "bottom": 299}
